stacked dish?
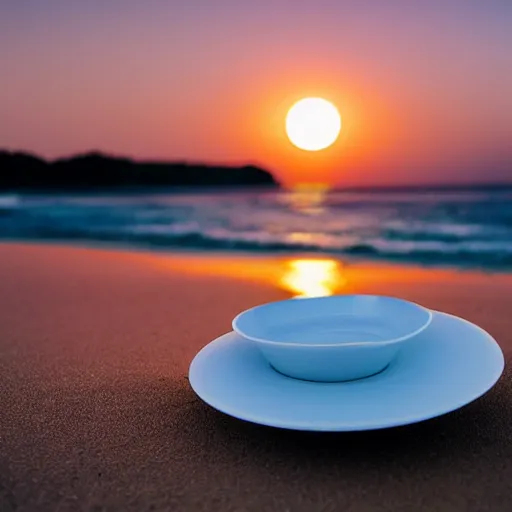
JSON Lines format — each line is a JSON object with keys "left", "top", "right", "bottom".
{"left": 189, "top": 295, "right": 504, "bottom": 431}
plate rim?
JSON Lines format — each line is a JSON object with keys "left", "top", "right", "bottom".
{"left": 189, "top": 310, "right": 505, "bottom": 431}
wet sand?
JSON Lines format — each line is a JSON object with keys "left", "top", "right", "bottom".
{"left": 1, "top": 243, "right": 511, "bottom": 511}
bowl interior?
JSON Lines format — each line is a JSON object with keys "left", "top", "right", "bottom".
{"left": 234, "top": 295, "right": 431, "bottom": 346}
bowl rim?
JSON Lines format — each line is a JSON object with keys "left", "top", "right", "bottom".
{"left": 232, "top": 294, "right": 433, "bottom": 348}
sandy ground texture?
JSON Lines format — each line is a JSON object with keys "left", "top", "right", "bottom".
{"left": 1, "top": 243, "right": 511, "bottom": 512}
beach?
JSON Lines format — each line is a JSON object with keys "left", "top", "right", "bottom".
{"left": 1, "top": 242, "right": 512, "bottom": 512}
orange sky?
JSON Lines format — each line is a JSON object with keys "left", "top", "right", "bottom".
{"left": 1, "top": 1, "right": 511, "bottom": 186}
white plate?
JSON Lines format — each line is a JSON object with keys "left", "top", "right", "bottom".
{"left": 189, "top": 311, "right": 504, "bottom": 431}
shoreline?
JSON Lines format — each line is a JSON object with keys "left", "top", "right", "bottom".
{"left": 1, "top": 238, "right": 511, "bottom": 277}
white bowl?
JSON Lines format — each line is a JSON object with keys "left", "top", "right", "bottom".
{"left": 232, "top": 295, "right": 433, "bottom": 382}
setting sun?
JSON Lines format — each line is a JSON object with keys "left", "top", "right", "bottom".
{"left": 286, "top": 98, "right": 342, "bottom": 152}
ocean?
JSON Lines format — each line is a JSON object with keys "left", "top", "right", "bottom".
{"left": 1, "top": 188, "right": 511, "bottom": 270}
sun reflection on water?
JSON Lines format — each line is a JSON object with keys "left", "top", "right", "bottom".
{"left": 279, "top": 258, "right": 346, "bottom": 297}
{"left": 279, "top": 186, "right": 329, "bottom": 216}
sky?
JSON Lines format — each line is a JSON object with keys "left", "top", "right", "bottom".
{"left": 1, "top": 0, "right": 511, "bottom": 186}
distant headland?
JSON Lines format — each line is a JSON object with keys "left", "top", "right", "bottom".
{"left": 0, "top": 150, "right": 278, "bottom": 191}
{"left": 1, "top": 149, "right": 511, "bottom": 193}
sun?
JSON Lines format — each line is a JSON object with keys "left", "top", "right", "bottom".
{"left": 286, "top": 97, "right": 341, "bottom": 151}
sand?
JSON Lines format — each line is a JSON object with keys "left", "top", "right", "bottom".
{"left": 1, "top": 243, "right": 511, "bottom": 512}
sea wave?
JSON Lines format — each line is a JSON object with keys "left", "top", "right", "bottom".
{"left": 1, "top": 222, "right": 511, "bottom": 269}
{"left": 1, "top": 189, "right": 512, "bottom": 270}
